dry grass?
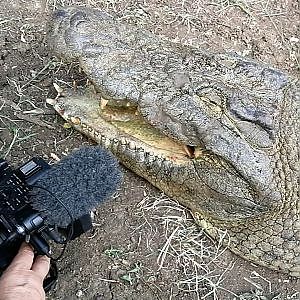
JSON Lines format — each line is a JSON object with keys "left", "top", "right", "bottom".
{"left": 135, "top": 193, "right": 299, "bottom": 299}
{"left": 46, "top": 0, "right": 116, "bottom": 10}
{"left": 136, "top": 193, "right": 238, "bottom": 299}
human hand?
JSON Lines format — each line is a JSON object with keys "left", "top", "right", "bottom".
{"left": 0, "top": 242, "right": 50, "bottom": 300}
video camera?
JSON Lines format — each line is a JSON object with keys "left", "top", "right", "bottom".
{"left": 0, "top": 157, "right": 93, "bottom": 291}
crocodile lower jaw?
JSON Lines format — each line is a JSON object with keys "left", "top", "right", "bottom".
{"left": 52, "top": 90, "right": 203, "bottom": 165}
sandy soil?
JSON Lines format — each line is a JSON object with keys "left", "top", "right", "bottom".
{"left": 0, "top": 0, "right": 299, "bottom": 299}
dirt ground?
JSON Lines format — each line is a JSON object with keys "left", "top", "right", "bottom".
{"left": 0, "top": 0, "right": 299, "bottom": 299}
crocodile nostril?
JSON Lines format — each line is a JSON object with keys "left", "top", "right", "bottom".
{"left": 53, "top": 9, "right": 67, "bottom": 19}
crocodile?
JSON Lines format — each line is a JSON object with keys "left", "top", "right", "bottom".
{"left": 47, "top": 7, "right": 300, "bottom": 277}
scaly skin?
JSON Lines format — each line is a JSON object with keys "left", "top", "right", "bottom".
{"left": 48, "top": 7, "right": 300, "bottom": 276}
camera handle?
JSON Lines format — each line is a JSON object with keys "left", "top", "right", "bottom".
{"left": 30, "top": 233, "right": 51, "bottom": 256}
{"left": 43, "top": 260, "right": 58, "bottom": 292}
{"left": 29, "top": 233, "right": 58, "bottom": 292}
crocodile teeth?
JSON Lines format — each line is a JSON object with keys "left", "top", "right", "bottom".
{"left": 111, "top": 138, "right": 119, "bottom": 151}
{"left": 100, "top": 98, "right": 109, "bottom": 110}
{"left": 100, "top": 136, "right": 111, "bottom": 149}
{"left": 70, "top": 116, "right": 81, "bottom": 125}
{"left": 129, "top": 141, "right": 135, "bottom": 150}
{"left": 118, "top": 143, "right": 127, "bottom": 152}
{"left": 145, "top": 152, "right": 155, "bottom": 163}
{"left": 163, "top": 159, "right": 172, "bottom": 169}
{"left": 105, "top": 138, "right": 112, "bottom": 149}
{"left": 149, "top": 151, "right": 155, "bottom": 156}
{"left": 135, "top": 148, "right": 145, "bottom": 162}
{"left": 100, "top": 135, "right": 105, "bottom": 144}
{"left": 156, "top": 154, "right": 163, "bottom": 160}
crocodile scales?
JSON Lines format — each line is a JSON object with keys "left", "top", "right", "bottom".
{"left": 48, "top": 7, "right": 300, "bottom": 277}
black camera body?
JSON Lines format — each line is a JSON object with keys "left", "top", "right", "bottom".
{"left": 0, "top": 157, "right": 92, "bottom": 290}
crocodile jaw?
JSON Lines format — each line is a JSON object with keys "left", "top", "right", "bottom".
{"left": 53, "top": 89, "right": 265, "bottom": 224}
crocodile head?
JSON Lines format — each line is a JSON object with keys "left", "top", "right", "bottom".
{"left": 48, "top": 7, "right": 300, "bottom": 276}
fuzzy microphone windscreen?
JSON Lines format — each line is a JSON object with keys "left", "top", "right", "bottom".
{"left": 30, "top": 146, "right": 122, "bottom": 227}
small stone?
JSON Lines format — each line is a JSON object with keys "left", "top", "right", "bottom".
{"left": 53, "top": 82, "right": 63, "bottom": 95}
{"left": 41, "top": 78, "right": 53, "bottom": 87}
{"left": 63, "top": 122, "right": 72, "bottom": 129}
{"left": 46, "top": 98, "right": 57, "bottom": 105}
{"left": 50, "top": 153, "right": 60, "bottom": 161}
{"left": 290, "top": 37, "right": 299, "bottom": 43}
{"left": 248, "top": 234, "right": 260, "bottom": 245}
{"left": 122, "top": 259, "right": 130, "bottom": 266}
{"left": 290, "top": 271, "right": 300, "bottom": 277}
{"left": 262, "top": 253, "right": 275, "bottom": 263}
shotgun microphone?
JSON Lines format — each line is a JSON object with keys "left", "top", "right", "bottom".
{"left": 30, "top": 146, "right": 122, "bottom": 227}
{"left": 0, "top": 146, "right": 122, "bottom": 291}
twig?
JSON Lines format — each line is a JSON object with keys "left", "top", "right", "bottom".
{"left": 15, "top": 112, "right": 55, "bottom": 129}
{"left": 3, "top": 128, "right": 19, "bottom": 158}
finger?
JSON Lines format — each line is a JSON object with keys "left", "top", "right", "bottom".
{"left": 31, "top": 255, "right": 51, "bottom": 280}
{"left": 7, "top": 242, "right": 34, "bottom": 271}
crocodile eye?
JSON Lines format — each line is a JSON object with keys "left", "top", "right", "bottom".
{"left": 70, "top": 11, "right": 88, "bottom": 28}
